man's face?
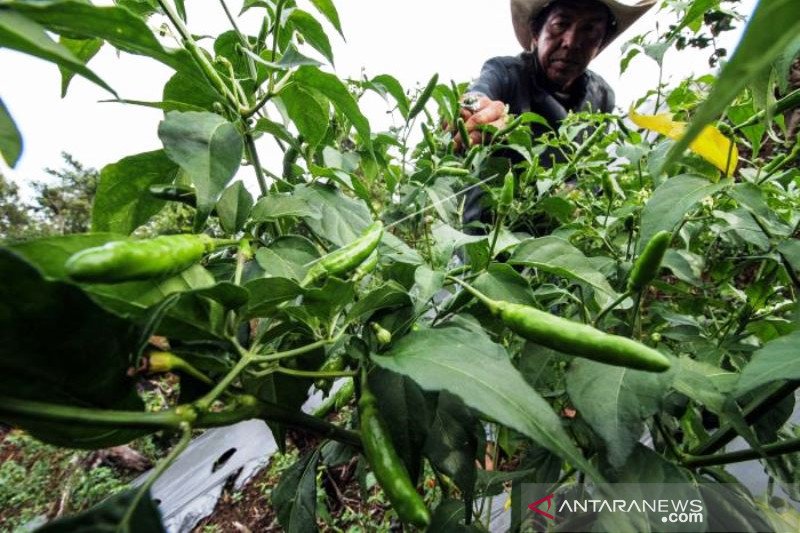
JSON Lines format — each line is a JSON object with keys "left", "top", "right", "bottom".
{"left": 532, "top": 1, "right": 609, "bottom": 90}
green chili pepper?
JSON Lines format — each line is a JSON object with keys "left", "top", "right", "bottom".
{"left": 353, "top": 250, "right": 380, "bottom": 282}
{"left": 495, "top": 114, "right": 524, "bottom": 139}
{"left": 372, "top": 323, "right": 392, "bottom": 346}
{"left": 302, "top": 221, "right": 384, "bottom": 287}
{"left": 408, "top": 73, "right": 438, "bottom": 120}
{"left": 66, "top": 234, "right": 236, "bottom": 283}
{"left": 499, "top": 172, "right": 514, "bottom": 213}
{"left": 421, "top": 122, "right": 437, "bottom": 154}
{"left": 314, "top": 352, "right": 346, "bottom": 394}
{"left": 451, "top": 278, "right": 671, "bottom": 372}
{"left": 628, "top": 230, "right": 671, "bottom": 293}
{"left": 148, "top": 184, "right": 198, "bottom": 207}
{"left": 359, "top": 376, "right": 431, "bottom": 527}
{"left": 147, "top": 351, "right": 212, "bottom": 385}
{"left": 456, "top": 117, "right": 471, "bottom": 149}
{"left": 313, "top": 378, "right": 355, "bottom": 418}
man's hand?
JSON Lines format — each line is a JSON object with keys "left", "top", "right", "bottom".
{"left": 453, "top": 95, "right": 508, "bottom": 152}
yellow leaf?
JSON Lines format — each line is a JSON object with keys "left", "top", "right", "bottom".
{"left": 629, "top": 108, "right": 738, "bottom": 176}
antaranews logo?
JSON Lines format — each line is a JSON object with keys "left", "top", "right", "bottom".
{"left": 528, "top": 493, "right": 556, "bottom": 520}
{"left": 520, "top": 484, "right": 717, "bottom": 532}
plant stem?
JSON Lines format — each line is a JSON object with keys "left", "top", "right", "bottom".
{"left": 685, "top": 436, "right": 800, "bottom": 468}
{"left": 217, "top": 0, "right": 257, "bottom": 80}
{"left": 157, "top": 0, "right": 239, "bottom": 108}
{"left": 593, "top": 290, "right": 631, "bottom": 326}
{"left": 446, "top": 275, "right": 497, "bottom": 311}
{"left": 487, "top": 213, "right": 504, "bottom": 261}
{"left": 251, "top": 337, "right": 336, "bottom": 363}
{"left": 689, "top": 380, "right": 800, "bottom": 456}
{"left": 275, "top": 366, "right": 357, "bottom": 379}
{"left": 244, "top": 132, "right": 269, "bottom": 196}
{"left": 0, "top": 396, "right": 187, "bottom": 428}
{"left": 120, "top": 423, "right": 192, "bottom": 530}
{"left": 194, "top": 348, "right": 253, "bottom": 411}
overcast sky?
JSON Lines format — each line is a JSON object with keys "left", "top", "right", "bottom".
{"left": 0, "top": 0, "right": 756, "bottom": 193}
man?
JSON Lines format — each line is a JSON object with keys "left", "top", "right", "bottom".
{"left": 459, "top": 0, "right": 655, "bottom": 230}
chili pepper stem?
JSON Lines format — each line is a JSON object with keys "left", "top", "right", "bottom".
{"left": 445, "top": 276, "right": 500, "bottom": 313}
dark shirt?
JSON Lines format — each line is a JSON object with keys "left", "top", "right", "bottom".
{"left": 462, "top": 52, "right": 615, "bottom": 230}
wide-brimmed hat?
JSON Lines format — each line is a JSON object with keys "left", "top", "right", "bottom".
{"left": 510, "top": 0, "right": 656, "bottom": 51}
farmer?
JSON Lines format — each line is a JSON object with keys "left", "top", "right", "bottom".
{"left": 460, "top": 0, "right": 655, "bottom": 230}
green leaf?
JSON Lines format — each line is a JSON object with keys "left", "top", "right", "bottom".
{"left": 91, "top": 150, "right": 180, "bottom": 235}
{"left": 671, "top": 357, "right": 737, "bottom": 414}
{"left": 567, "top": 359, "right": 670, "bottom": 467}
{"left": 308, "top": 0, "right": 343, "bottom": 37}
{"left": 190, "top": 281, "right": 250, "bottom": 311}
{"left": 268, "top": 44, "right": 322, "bottom": 70}
{"left": 279, "top": 83, "right": 329, "bottom": 148}
{"left": 9, "top": 0, "right": 204, "bottom": 83}
{"left": 596, "top": 445, "right": 696, "bottom": 532}
{"left": 427, "top": 499, "right": 487, "bottom": 532}
{"left": 662, "top": 249, "right": 704, "bottom": 287}
{"left": 370, "top": 74, "right": 410, "bottom": 118}
{"left": 778, "top": 238, "right": 800, "bottom": 277}
{"left": 0, "top": 10, "right": 115, "bottom": 95}
{"left": 273, "top": 449, "right": 320, "bottom": 533}
{"left": 293, "top": 66, "right": 371, "bottom": 146}
{"left": 473, "top": 264, "right": 536, "bottom": 306}
{"left": 368, "top": 368, "right": 429, "bottom": 483}
{"left": 661, "top": 0, "right": 800, "bottom": 173}
{"left": 508, "top": 236, "right": 619, "bottom": 308}
{"left": 293, "top": 184, "right": 372, "bottom": 247}
{"left": 287, "top": 9, "right": 333, "bottom": 65}
{"left": 713, "top": 208, "right": 770, "bottom": 250}
{"left": 37, "top": 489, "right": 165, "bottom": 532}
{"left": 58, "top": 35, "right": 103, "bottom": 96}
{"left": 698, "top": 480, "right": 774, "bottom": 533}
{"left": 424, "top": 392, "right": 480, "bottom": 507}
{"left": 373, "top": 326, "right": 603, "bottom": 481}
{"left": 255, "top": 235, "right": 319, "bottom": 282}
{"left": 411, "top": 265, "right": 445, "bottom": 313}
{"left": 244, "top": 277, "right": 303, "bottom": 318}
{"left": 251, "top": 193, "right": 320, "bottom": 221}
{"left": 638, "top": 174, "right": 729, "bottom": 252}
{"left": 215, "top": 181, "right": 253, "bottom": 234}
{"left": 116, "top": 0, "right": 159, "bottom": 18}
{"left": 0, "top": 249, "right": 147, "bottom": 448}
{"left": 163, "top": 70, "right": 219, "bottom": 112}
{"left": 347, "top": 281, "right": 411, "bottom": 323}
{"left": 253, "top": 118, "right": 299, "bottom": 149}
{"left": 735, "top": 330, "right": 800, "bottom": 396}
{"left": 730, "top": 182, "right": 792, "bottom": 238}
{"left": 158, "top": 111, "right": 244, "bottom": 230}
{"left": 0, "top": 97, "right": 22, "bottom": 167}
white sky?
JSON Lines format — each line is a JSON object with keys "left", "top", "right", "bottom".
{"left": 0, "top": 0, "right": 756, "bottom": 193}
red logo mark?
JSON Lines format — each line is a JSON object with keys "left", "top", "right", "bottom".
{"left": 528, "top": 493, "right": 556, "bottom": 520}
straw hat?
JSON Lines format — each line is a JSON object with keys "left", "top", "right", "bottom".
{"left": 510, "top": 0, "right": 656, "bottom": 51}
